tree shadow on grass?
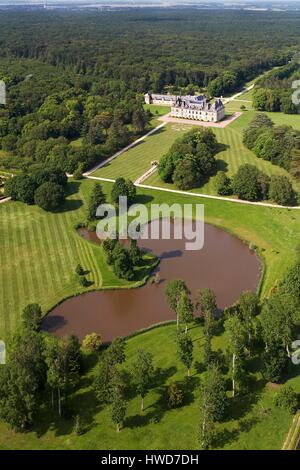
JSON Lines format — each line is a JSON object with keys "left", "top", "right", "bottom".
{"left": 58, "top": 198, "right": 83, "bottom": 213}
{"left": 213, "top": 416, "right": 259, "bottom": 449}
{"left": 133, "top": 194, "right": 154, "bottom": 205}
{"left": 36, "top": 369, "right": 101, "bottom": 438}
{"left": 66, "top": 181, "right": 81, "bottom": 197}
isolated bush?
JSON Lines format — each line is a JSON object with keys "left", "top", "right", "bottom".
{"left": 82, "top": 333, "right": 102, "bottom": 352}
{"left": 75, "top": 264, "right": 85, "bottom": 276}
{"left": 167, "top": 383, "right": 184, "bottom": 408}
{"left": 275, "top": 386, "right": 298, "bottom": 414}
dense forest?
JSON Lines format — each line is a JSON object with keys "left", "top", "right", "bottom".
{"left": 1, "top": 8, "right": 300, "bottom": 172}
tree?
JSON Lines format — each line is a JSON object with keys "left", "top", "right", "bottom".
{"left": 34, "top": 182, "right": 65, "bottom": 211}
{"left": 64, "top": 334, "right": 82, "bottom": 387}
{"left": 106, "top": 337, "right": 126, "bottom": 366}
{"left": 177, "top": 290, "right": 194, "bottom": 333}
{"left": 87, "top": 183, "right": 106, "bottom": 221}
{"left": 82, "top": 333, "right": 102, "bottom": 352}
{"left": 132, "top": 105, "right": 146, "bottom": 134}
{"left": 214, "top": 171, "right": 232, "bottom": 195}
{"left": 93, "top": 355, "right": 115, "bottom": 405}
{"left": 111, "top": 177, "right": 136, "bottom": 206}
{"left": 269, "top": 175, "right": 295, "bottom": 206}
{"left": 44, "top": 336, "right": 76, "bottom": 416}
{"left": 232, "top": 164, "right": 267, "bottom": 201}
{"left": 165, "top": 279, "right": 189, "bottom": 330}
{"left": 112, "top": 244, "right": 134, "bottom": 280}
{"left": 167, "top": 383, "right": 184, "bottom": 408}
{"left": 224, "top": 316, "right": 247, "bottom": 397}
{"left": 4, "top": 174, "right": 36, "bottom": 204}
{"left": 73, "top": 163, "right": 84, "bottom": 180}
{"left": 198, "top": 364, "right": 227, "bottom": 449}
{"left": 176, "top": 331, "right": 193, "bottom": 377}
{"left": 87, "top": 115, "right": 105, "bottom": 145}
{"left": 0, "top": 360, "right": 39, "bottom": 431}
{"left": 0, "top": 331, "right": 45, "bottom": 431}
{"left": 173, "top": 156, "right": 201, "bottom": 190}
{"left": 131, "top": 350, "right": 154, "bottom": 412}
{"left": 275, "top": 386, "right": 298, "bottom": 414}
{"left": 260, "top": 293, "right": 297, "bottom": 359}
{"left": 129, "top": 238, "right": 142, "bottom": 266}
{"left": 111, "top": 387, "right": 126, "bottom": 432}
{"left": 196, "top": 288, "right": 217, "bottom": 317}
{"left": 239, "top": 291, "right": 259, "bottom": 353}
{"left": 22, "top": 303, "right": 42, "bottom": 332}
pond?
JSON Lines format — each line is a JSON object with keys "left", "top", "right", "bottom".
{"left": 42, "top": 219, "right": 261, "bottom": 342}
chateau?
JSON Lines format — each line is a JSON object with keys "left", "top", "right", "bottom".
{"left": 144, "top": 92, "right": 225, "bottom": 122}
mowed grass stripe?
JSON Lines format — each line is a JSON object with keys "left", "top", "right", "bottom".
{"left": 0, "top": 203, "right": 13, "bottom": 335}
{"left": 12, "top": 205, "right": 32, "bottom": 328}
{"left": 93, "top": 125, "right": 188, "bottom": 181}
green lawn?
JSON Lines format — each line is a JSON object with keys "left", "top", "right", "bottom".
{"left": 1, "top": 179, "right": 300, "bottom": 449}
{"left": 144, "top": 122, "right": 299, "bottom": 194}
{"left": 225, "top": 100, "right": 253, "bottom": 113}
{"left": 0, "top": 322, "right": 298, "bottom": 450}
{"left": 0, "top": 179, "right": 154, "bottom": 340}
{"left": 93, "top": 105, "right": 300, "bottom": 196}
{"left": 93, "top": 124, "right": 190, "bottom": 181}
{"left": 1, "top": 178, "right": 300, "bottom": 342}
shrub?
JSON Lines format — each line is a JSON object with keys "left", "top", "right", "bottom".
{"left": 79, "top": 275, "right": 89, "bottom": 287}
{"left": 275, "top": 386, "right": 298, "bottom": 414}
{"left": 167, "top": 383, "right": 184, "bottom": 408}
{"left": 214, "top": 171, "right": 232, "bottom": 195}
{"left": 82, "top": 333, "right": 102, "bottom": 352}
{"left": 269, "top": 175, "right": 295, "bottom": 206}
{"left": 75, "top": 264, "right": 85, "bottom": 276}
{"left": 73, "top": 163, "right": 84, "bottom": 180}
{"left": 34, "top": 182, "right": 65, "bottom": 211}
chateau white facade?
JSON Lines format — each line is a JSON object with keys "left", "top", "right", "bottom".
{"left": 144, "top": 92, "right": 225, "bottom": 122}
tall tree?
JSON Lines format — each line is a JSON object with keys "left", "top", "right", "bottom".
{"left": 197, "top": 288, "right": 217, "bottom": 366}
{"left": 131, "top": 350, "right": 154, "bottom": 412}
{"left": 239, "top": 291, "right": 259, "bottom": 354}
{"left": 165, "top": 279, "right": 189, "bottom": 330}
{"left": 22, "top": 303, "right": 42, "bottom": 332}
{"left": 176, "top": 331, "right": 193, "bottom": 377}
{"left": 87, "top": 183, "right": 106, "bottom": 221}
{"left": 224, "top": 316, "right": 247, "bottom": 397}
{"left": 198, "top": 364, "right": 227, "bottom": 449}
{"left": 177, "top": 291, "right": 194, "bottom": 333}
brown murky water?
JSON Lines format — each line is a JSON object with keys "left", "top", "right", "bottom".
{"left": 43, "top": 220, "right": 261, "bottom": 342}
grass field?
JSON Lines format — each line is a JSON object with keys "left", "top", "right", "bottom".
{"left": 93, "top": 124, "right": 190, "bottom": 181}
{"left": 1, "top": 178, "right": 300, "bottom": 342}
{"left": 145, "top": 123, "right": 299, "bottom": 194}
{"left": 93, "top": 104, "right": 300, "bottom": 196}
{"left": 0, "top": 179, "right": 155, "bottom": 340}
{"left": 0, "top": 322, "right": 298, "bottom": 450}
{"left": 1, "top": 179, "right": 300, "bottom": 449}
